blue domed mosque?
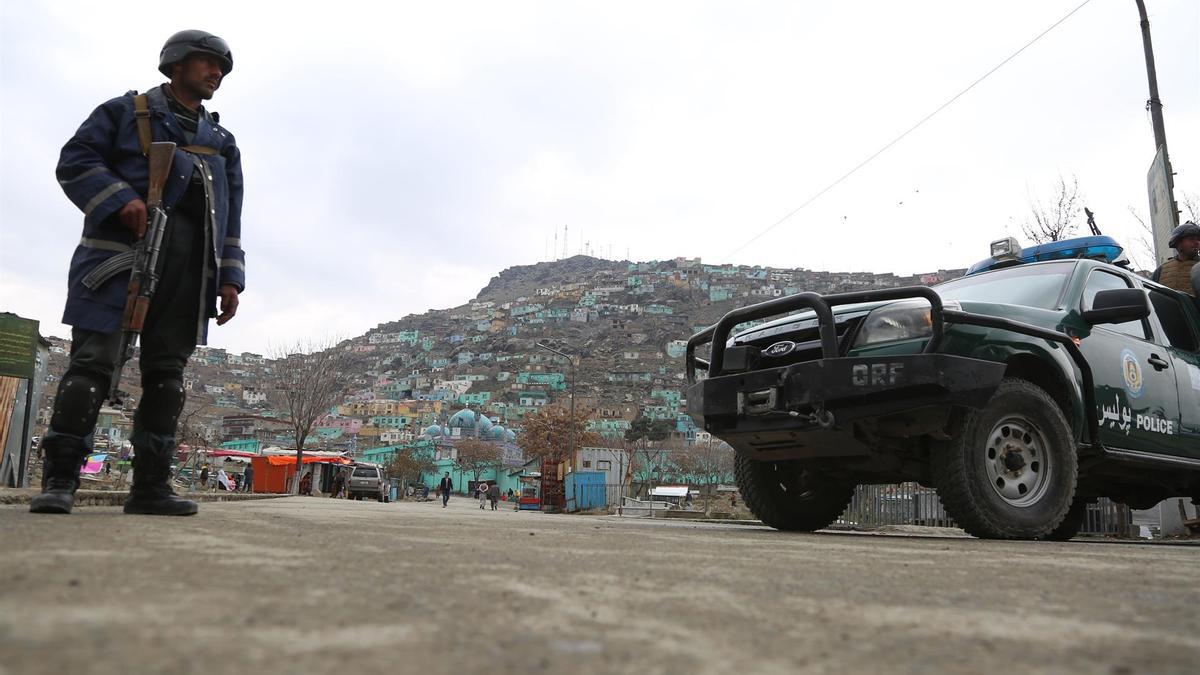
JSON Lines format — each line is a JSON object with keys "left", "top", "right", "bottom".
{"left": 415, "top": 407, "right": 524, "bottom": 497}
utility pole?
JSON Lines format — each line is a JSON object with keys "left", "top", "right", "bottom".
{"left": 1135, "top": 0, "right": 1178, "bottom": 260}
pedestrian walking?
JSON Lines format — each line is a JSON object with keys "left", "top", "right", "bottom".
{"left": 30, "top": 30, "right": 244, "bottom": 516}
{"left": 488, "top": 482, "right": 500, "bottom": 511}
{"left": 199, "top": 465, "right": 209, "bottom": 490}
{"left": 439, "top": 472, "right": 453, "bottom": 508}
{"left": 330, "top": 469, "right": 345, "bottom": 498}
{"left": 242, "top": 462, "right": 254, "bottom": 493}
{"left": 477, "top": 483, "right": 488, "bottom": 509}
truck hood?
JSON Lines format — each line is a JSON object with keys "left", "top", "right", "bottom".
{"left": 727, "top": 295, "right": 1069, "bottom": 347}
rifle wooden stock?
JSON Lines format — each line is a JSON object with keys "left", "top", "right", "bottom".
{"left": 121, "top": 277, "right": 142, "bottom": 329}
{"left": 130, "top": 295, "right": 151, "bottom": 330}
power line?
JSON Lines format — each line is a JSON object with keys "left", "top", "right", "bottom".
{"left": 725, "top": 0, "right": 1096, "bottom": 259}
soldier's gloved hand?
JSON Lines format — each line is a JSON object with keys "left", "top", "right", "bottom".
{"left": 217, "top": 284, "right": 240, "bottom": 325}
{"left": 119, "top": 198, "right": 148, "bottom": 237}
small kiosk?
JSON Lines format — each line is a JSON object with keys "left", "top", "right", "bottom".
{"left": 518, "top": 473, "right": 542, "bottom": 511}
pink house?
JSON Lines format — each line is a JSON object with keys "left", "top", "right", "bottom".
{"left": 315, "top": 415, "right": 363, "bottom": 435}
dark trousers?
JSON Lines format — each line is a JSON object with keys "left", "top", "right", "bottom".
{"left": 441, "top": 490, "right": 450, "bottom": 506}
{"left": 49, "top": 204, "right": 206, "bottom": 444}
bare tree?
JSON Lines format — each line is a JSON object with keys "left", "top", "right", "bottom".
{"left": 517, "top": 405, "right": 601, "bottom": 463}
{"left": 383, "top": 446, "right": 436, "bottom": 495}
{"left": 1126, "top": 206, "right": 1157, "bottom": 272}
{"left": 176, "top": 402, "right": 211, "bottom": 452}
{"left": 1127, "top": 189, "right": 1199, "bottom": 272}
{"left": 176, "top": 402, "right": 211, "bottom": 490}
{"left": 452, "top": 438, "right": 501, "bottom": 484}
{"left": 269, "top": 338, "right": 355, "bottom": 494}
{"left": 1022, "top": 175, "right": 1084, "bottom": 244}
{"left": 675, "top": 439, "right": 735, "bottom": 494}
{"left": 1181, "top": 190, "right": 1199, "bottom": 223}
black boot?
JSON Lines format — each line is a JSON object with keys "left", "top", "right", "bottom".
{"left": 30, "top": 432, "right": 88, "bottom": 514}
{"left": 124, "top": 431, "right": 198, "bottom": 516}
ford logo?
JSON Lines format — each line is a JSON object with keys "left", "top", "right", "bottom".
{"left": 763, "top": 341, "right": 796, "bottom": 357}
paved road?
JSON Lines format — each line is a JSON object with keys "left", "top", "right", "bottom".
{"left": 2, "top": 495, "right": 1197, "bottom": 674}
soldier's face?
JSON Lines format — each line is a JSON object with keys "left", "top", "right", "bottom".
{"left": 174, "top": 54, "right": 224, "bottom": 100}
{"left": 1178, "top": 235, "right": 1200, "bottom": 260}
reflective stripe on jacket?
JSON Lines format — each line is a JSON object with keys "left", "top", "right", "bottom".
{"left": 56, "top": 84, "right": 245, "bottom": 337}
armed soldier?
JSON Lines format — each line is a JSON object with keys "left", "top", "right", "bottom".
{"left": 1151, "top": 221, "right": 1200, "bottom": 298}
{"left": 34, "top": 30, "right": 246, "bottom": 515}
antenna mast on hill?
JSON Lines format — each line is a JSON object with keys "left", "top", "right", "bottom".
{"left": 563, "top": 225, "right": 569, "bottom": 258}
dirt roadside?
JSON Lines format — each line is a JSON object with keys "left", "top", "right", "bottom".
{"left": 2, "top": 496, "right": 1197, "bottom": 674}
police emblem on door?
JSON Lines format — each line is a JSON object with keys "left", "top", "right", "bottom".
{"left": 1121, "top": 349, "right": 1143, "bottom": 398}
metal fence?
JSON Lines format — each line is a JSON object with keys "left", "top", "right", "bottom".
{"left": 564, "top": 483, "right": 631, "bottom": 512}
{"left": 834, "top": 483, "right": 1132, "bottom": 536}
{"left": 835, "top": 483, "right": 955, "bottom": 528}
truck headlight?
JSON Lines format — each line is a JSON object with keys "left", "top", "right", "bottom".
{"left": 853, "top": 301, "right": 957, "bottom": 348}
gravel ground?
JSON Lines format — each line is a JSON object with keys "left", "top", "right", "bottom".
{"left": 2, "top": 495, "right": 1197, "bottom": 675}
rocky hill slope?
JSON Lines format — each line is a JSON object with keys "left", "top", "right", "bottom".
{"left": 39, "top": 256, "right": 965, "bottom": 448}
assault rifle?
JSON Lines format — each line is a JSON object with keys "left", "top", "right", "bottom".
{"left": 1084, "top": 207, "right": 1101, "bottom": 236}
{"left": 109, "top": 141, "right": 176, "bottom": 405}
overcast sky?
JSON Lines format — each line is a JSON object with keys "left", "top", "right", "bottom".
{"left": 2, "top": 0, "right": 1197, "bottom": 355}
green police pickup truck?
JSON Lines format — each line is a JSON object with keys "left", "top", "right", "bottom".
{"left": 685, "top": 236, "right": 1200, "bottom": 540}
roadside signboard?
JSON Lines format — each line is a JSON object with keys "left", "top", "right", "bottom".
{"left": 1147, "top": 146, "right": 1176, "bottom": 264}
{"left": 0, "top": 313, "right": 39, "bottom": 380}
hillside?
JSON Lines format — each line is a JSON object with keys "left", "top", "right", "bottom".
{"left": 38, "top": 256, "right": 966, "bottom": 451}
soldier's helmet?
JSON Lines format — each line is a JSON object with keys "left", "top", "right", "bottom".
{"left": 159, "top": 30, "right": 233, "bottom": 76}
{"left": 1168, "top": 221, "right": 1200, "bottom": 249}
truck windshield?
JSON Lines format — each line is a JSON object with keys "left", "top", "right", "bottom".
{"left": 935, "top": 262, "right": 1073, "bottom": 310}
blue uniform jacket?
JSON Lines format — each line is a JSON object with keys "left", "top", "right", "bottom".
{"left": 56, "top": 85, "right": 245, "bottom": 340}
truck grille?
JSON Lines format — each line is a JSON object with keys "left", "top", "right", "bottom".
{"left": 728, "top": 316, "right": 863, "bottom": 372}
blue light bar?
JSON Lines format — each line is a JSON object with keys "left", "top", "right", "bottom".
{"left": 966, "top": 235, "right": 1124, "bottom": 275}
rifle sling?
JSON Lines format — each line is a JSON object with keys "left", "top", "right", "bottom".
{"left": 134, "top": 95, "right": 152, "bottom": 155}
{"left": 180, "top": 145, "right": 219, "bottom": 155}
{"left": 133, "top": 94, "right": 219, "bottom": 156}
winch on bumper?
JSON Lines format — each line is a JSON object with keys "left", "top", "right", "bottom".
{"left": 685, "top": 288, "right": 1007, "bottom": 460}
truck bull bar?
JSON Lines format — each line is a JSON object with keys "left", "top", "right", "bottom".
{"left": 685, "top": 286, "right": 1100, "bottom": 446}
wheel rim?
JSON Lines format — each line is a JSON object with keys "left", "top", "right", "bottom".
{"left": 982, "top": 415, "right": 1052, "bottom": 507}
{"left": 772, "top": 464, "right": 821, "bottom": 501}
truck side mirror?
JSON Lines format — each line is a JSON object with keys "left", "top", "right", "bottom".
{"left": 1082, "top": 288, "right": 1150, "bottom": 326}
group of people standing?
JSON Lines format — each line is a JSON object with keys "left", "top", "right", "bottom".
{"left": 195, "top": 462, "right": 253, "bottom": 492}
{"left": 476, "top": 481, "right": 501, "bottom": 510}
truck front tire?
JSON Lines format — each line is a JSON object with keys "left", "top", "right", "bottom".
{"left": 735, "top": 454, "right": 853, "bottom": 532}
{"left": 933, "top": 377, "right": 1077, "bottom": 540}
